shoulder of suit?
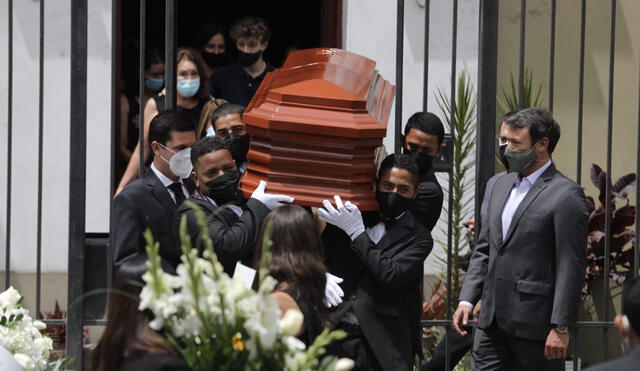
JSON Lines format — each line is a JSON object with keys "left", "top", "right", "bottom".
{"left": 418, "top": 173, "right": 443, "bottom": 195}
{"left": 115, "top": 177, "right": 151, "bottom": 201}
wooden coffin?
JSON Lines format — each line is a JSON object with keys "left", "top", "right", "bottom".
{"left": 240, "top": 48, "right": 395, "bottom": 210}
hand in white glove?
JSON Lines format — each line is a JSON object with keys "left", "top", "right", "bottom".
{"left": 324, "top": 273, "right": 344, "bottom": 308}
{"left": 251, "top": 180, "right": 294, "bottom": 210}
{"left": 318, "top": 195, "right": 365, "bottom": 240}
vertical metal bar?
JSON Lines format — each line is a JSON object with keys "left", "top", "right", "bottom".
{"left": 35, "top": 0, "right": 45, "bottom": 319}
{"left": 68, "top": 0, "right": 88, "bottom": 366}
{"left": 603, "top": 0, "right": 617, "bottom": 361}
{"left": 576, "top": 0, "right": 587, "bottom": 185}
{"left": 4, "top": 0, "right": 13, "bottom": 289}
{"left": 518, "top": 0, "right": 526, "bottom": 106}
{"left": 636, "top": 48, "right": 640, "bottom": 278}
{"left": 138, "top": 0, "right": 145, "bottom": 177}
{"left": 164, "top": 0, "right": 177, "bottom": 110}
{"left": 422, "top": 0, "right": 430, "bottom": 111}
{"left": 475, "top": 0, "right": 499, "bottom": 226}
{"left": 548, "top": 0, "right": 556, "bottom": 112}
{"left": 572, "top": 327, "right": 579, "bottom": 371}
{"left": 109, "top": 0, "right": 118, "bottom": 297}
{"left": 445, "top": 1, "right": 458, "bottom": 370}
{"left": 394, "top": 0, "right": 404, "bottom": 153}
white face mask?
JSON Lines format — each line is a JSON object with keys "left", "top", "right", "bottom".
{"left": 159, "top": 143, "right": 193, "bottom": 178}
{"left": 205, "top": 125, "right": 215, "bottom": 137}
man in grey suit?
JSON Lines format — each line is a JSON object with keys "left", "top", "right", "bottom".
{"left": 452, "top": 108, "right": 589, "bottom": 371}
{"left": 583, "top": 276, "right": 640, "bottom": 370}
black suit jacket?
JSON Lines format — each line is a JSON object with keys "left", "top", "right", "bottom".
{"left": 324, "top": 212, "right": 433, "bottom": 371}
{"left": 111, "top": 170, "right": 194, "bottom": 271}
{"left": 583, "top": 346, "right": 640, "bottom": 371}
{"left": 459, "top": 164, "right": 589, "bottom": 340}
{"left": 410, "top": 170, "right": 444, "bottom": 231}
{"left": 173, "top": 196, "right": 271, "bottom": 275}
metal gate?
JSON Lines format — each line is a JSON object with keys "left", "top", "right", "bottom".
{"left": 2, "top": 0, "right": 639, "bottom": 369}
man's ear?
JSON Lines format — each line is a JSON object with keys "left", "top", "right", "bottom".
{"left": 615, "top": 314, "right": 629, "bottom": 337}
{"left": 537, "top": 137, "right": 550, "bottom": 154}
{"left": 261, "top": 41, "right": 269, "bottom": 51}
{"left": 191, "top": 170, "right": 200, "bottom": 187}
{"left": 435, "top": 142, "right": 445, "bottom": 157}
{"left": 150, "top": 141, "right": 161, "bottom": 156}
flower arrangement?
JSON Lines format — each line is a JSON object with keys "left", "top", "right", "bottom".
{"left": 139, "top": 202, "right": 353, "bottom": 371}
{"left": 0, "top": 287, "right": 70, "bottom": 371}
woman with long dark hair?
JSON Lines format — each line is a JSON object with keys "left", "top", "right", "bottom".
{"left": 92, "top": 259, "right": 190, "bottom": 371}
{"left": 255, "top": 205, "right": 328, "bottom": 346}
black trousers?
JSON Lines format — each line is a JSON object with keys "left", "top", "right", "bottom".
{"left": 471, "top": 323, "right": 564, "bottom": 371}
{"left": 423, "top": 328, "right": 474, "bottom": 371}
{"left": 325, "top": 323, "right": 383, "bottom": 371}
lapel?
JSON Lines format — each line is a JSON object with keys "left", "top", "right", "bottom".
{"left": 145, "top": 170, "right": 177, "bottom": 215}
{"left": 491, "top": 172, "right": 518, "bottom": 246}
{"left": 376, "top": 212, "right": 414, "bottom": 251}
{"left": 501, "top": 164, "right": 556, "bottom": 248}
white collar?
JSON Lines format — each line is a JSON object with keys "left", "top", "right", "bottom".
{"left": 517, "top": 160, "right": 552, "bottom": 187}
{"left": 151, "top": 163, "right": 181, "bottom": 187}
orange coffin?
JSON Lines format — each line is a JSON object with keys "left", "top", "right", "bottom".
{"left": 240, "top": 48, "right": 395, "bottom": 210}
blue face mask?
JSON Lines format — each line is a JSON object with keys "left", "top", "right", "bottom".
{"left": 205, "top": 125, "right": 215, "bottom": 137}
{"left": 177, "top": 79, "right": 200, "bottom": 98}
{"left": 145, "top": 77, "right": 164, "bottom": 92}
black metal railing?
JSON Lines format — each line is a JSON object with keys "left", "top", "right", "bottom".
{"left": 2, "top": 0, "right": 639, "bottom": 370}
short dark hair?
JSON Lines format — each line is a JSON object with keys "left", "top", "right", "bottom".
{"left": 211, "top": 103, "right": 245, "bottom": 128}
{"left": 229, "top": 16, "right": 271, "bottom": 43}
{"left": 404, "top": 112, "right": 445, "bottom": 146}
{"left": 197, "top": 23, "right": 227, "bottom": 49}
{"left": 623, "top": 277, "right": 640, "bottom": 334}
{"left": 502, "top": 107, "right": 561, "bottom": 154}
{"left": 378, "top": 153, "right": 419, "bottom": 186}
{"left": 148, "top": 110, "right": 195, "bottom": 148}
{"left": 190, "top": 136, "right": 230, "bottom": 167}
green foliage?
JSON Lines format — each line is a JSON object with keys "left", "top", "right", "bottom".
{"left": 497, "top": 69, "right": 544, "bottom": 118}
{"left": 435, "top": 72, "right": 477, "bottom": 299}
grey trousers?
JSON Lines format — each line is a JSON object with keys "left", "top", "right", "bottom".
{"left": 471, "top": 323, "right": 564, "bottom": 371}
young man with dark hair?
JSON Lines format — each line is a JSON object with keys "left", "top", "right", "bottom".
{"left": 208, "top": 16, "right": 274, "bottom": 107}
{"left": 453, "top": 107, "right": 588, "bottom": 371}
{"left": 173, "top": 136, "right": 293, "bottom": 275}
{"left": 210, "top": 103, "right": 250, "bottom": 173}
{"left": 112, "top": 110, "right": 197, "bottom": 270}
{"left": 584, "top": 276, "right": 640, "bottom": 370}
{"left": 320, "top": 153, "right": 433, "bottom": 370}
{"left": 402, "top": 111, "right": 445, "bottom": 231}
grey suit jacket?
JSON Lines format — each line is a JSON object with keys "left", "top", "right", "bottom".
{"left": 459, "top": 164, "right": 588, "bottom": 340}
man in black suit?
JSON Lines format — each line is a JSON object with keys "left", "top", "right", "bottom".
{"left": 402, "top": 112, "right": 445, "bottom": 231}
{"left": 584, "top": 276, "right": 640, "bottom": 370}
{"left": 112, "top": 110, "right": 197, "bottom": 271}
{"left": 321, "top": 154, "right": 434, "bottom": 370}
{"left": 173, "top": 136, "right": 293, "bottom": 275}
{"left": 453, "top": 108, "right": 589, "bottom": 371}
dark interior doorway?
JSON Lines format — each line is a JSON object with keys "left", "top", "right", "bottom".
{"left": 114, "top": 0, "right": 342, "bottom": 187}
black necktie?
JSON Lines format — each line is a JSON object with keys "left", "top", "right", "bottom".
{"left": 168, "top": 183, "right": 186, "bottom": 205}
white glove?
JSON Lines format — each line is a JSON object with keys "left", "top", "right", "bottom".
{"left": 324, "top": 273, "right": 344, "bottom": 307}
{"left": 318, "top": 195, "right": 365, "bottom": 240}
{"left": 251, "top": 180, "right": 294, "bottom": 210}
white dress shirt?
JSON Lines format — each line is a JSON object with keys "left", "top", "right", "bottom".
{"left": 459, "top": 160, "right": 552, "bottom": 309}
{"left": 150, "top": 163, "right": 190, "bottom": 203}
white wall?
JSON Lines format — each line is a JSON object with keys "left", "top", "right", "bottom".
{"left": 343, "top": 0, "right": 479, "bottom": 274}
{"left": 0, "top": 0, "right": 112, "bottom": 274}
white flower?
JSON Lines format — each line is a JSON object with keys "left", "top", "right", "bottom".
{"left": 13, "top": 353, "right": 35, "bottom": 370}
{"left": 333, "top": 358, "right": 355, "bottom": 371}
{"left": 282, "top": 335, "right": 305, "bottom": 351}
{"left": 279, "top": 309, "right": 304, "bottom": 336}
{"left": 32, "top": 321, "right": 46, "bottom": 331}
{"left": 0, "top": 287, "right": 22, "bottom": 310}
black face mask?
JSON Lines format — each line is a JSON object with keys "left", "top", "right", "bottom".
{"left": 403, "top": 148, "right": 434, "bottom": 175}
{"left": 498, "top": 144, "right": 510, "bottom": 171}
{"left": 204, "top": 170, "right": 240, "bottom": 205}
{"left": 225, "top": 133, "right": 250, "bottom": 166}
{"left": 376, "top": 191, "right": 412, "bottom": 219}
{"left": 202, "top": 52, "right": 228, "bottom": 69}
{"left": 237, "top": 50, "right": 262, "bottom": 67}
